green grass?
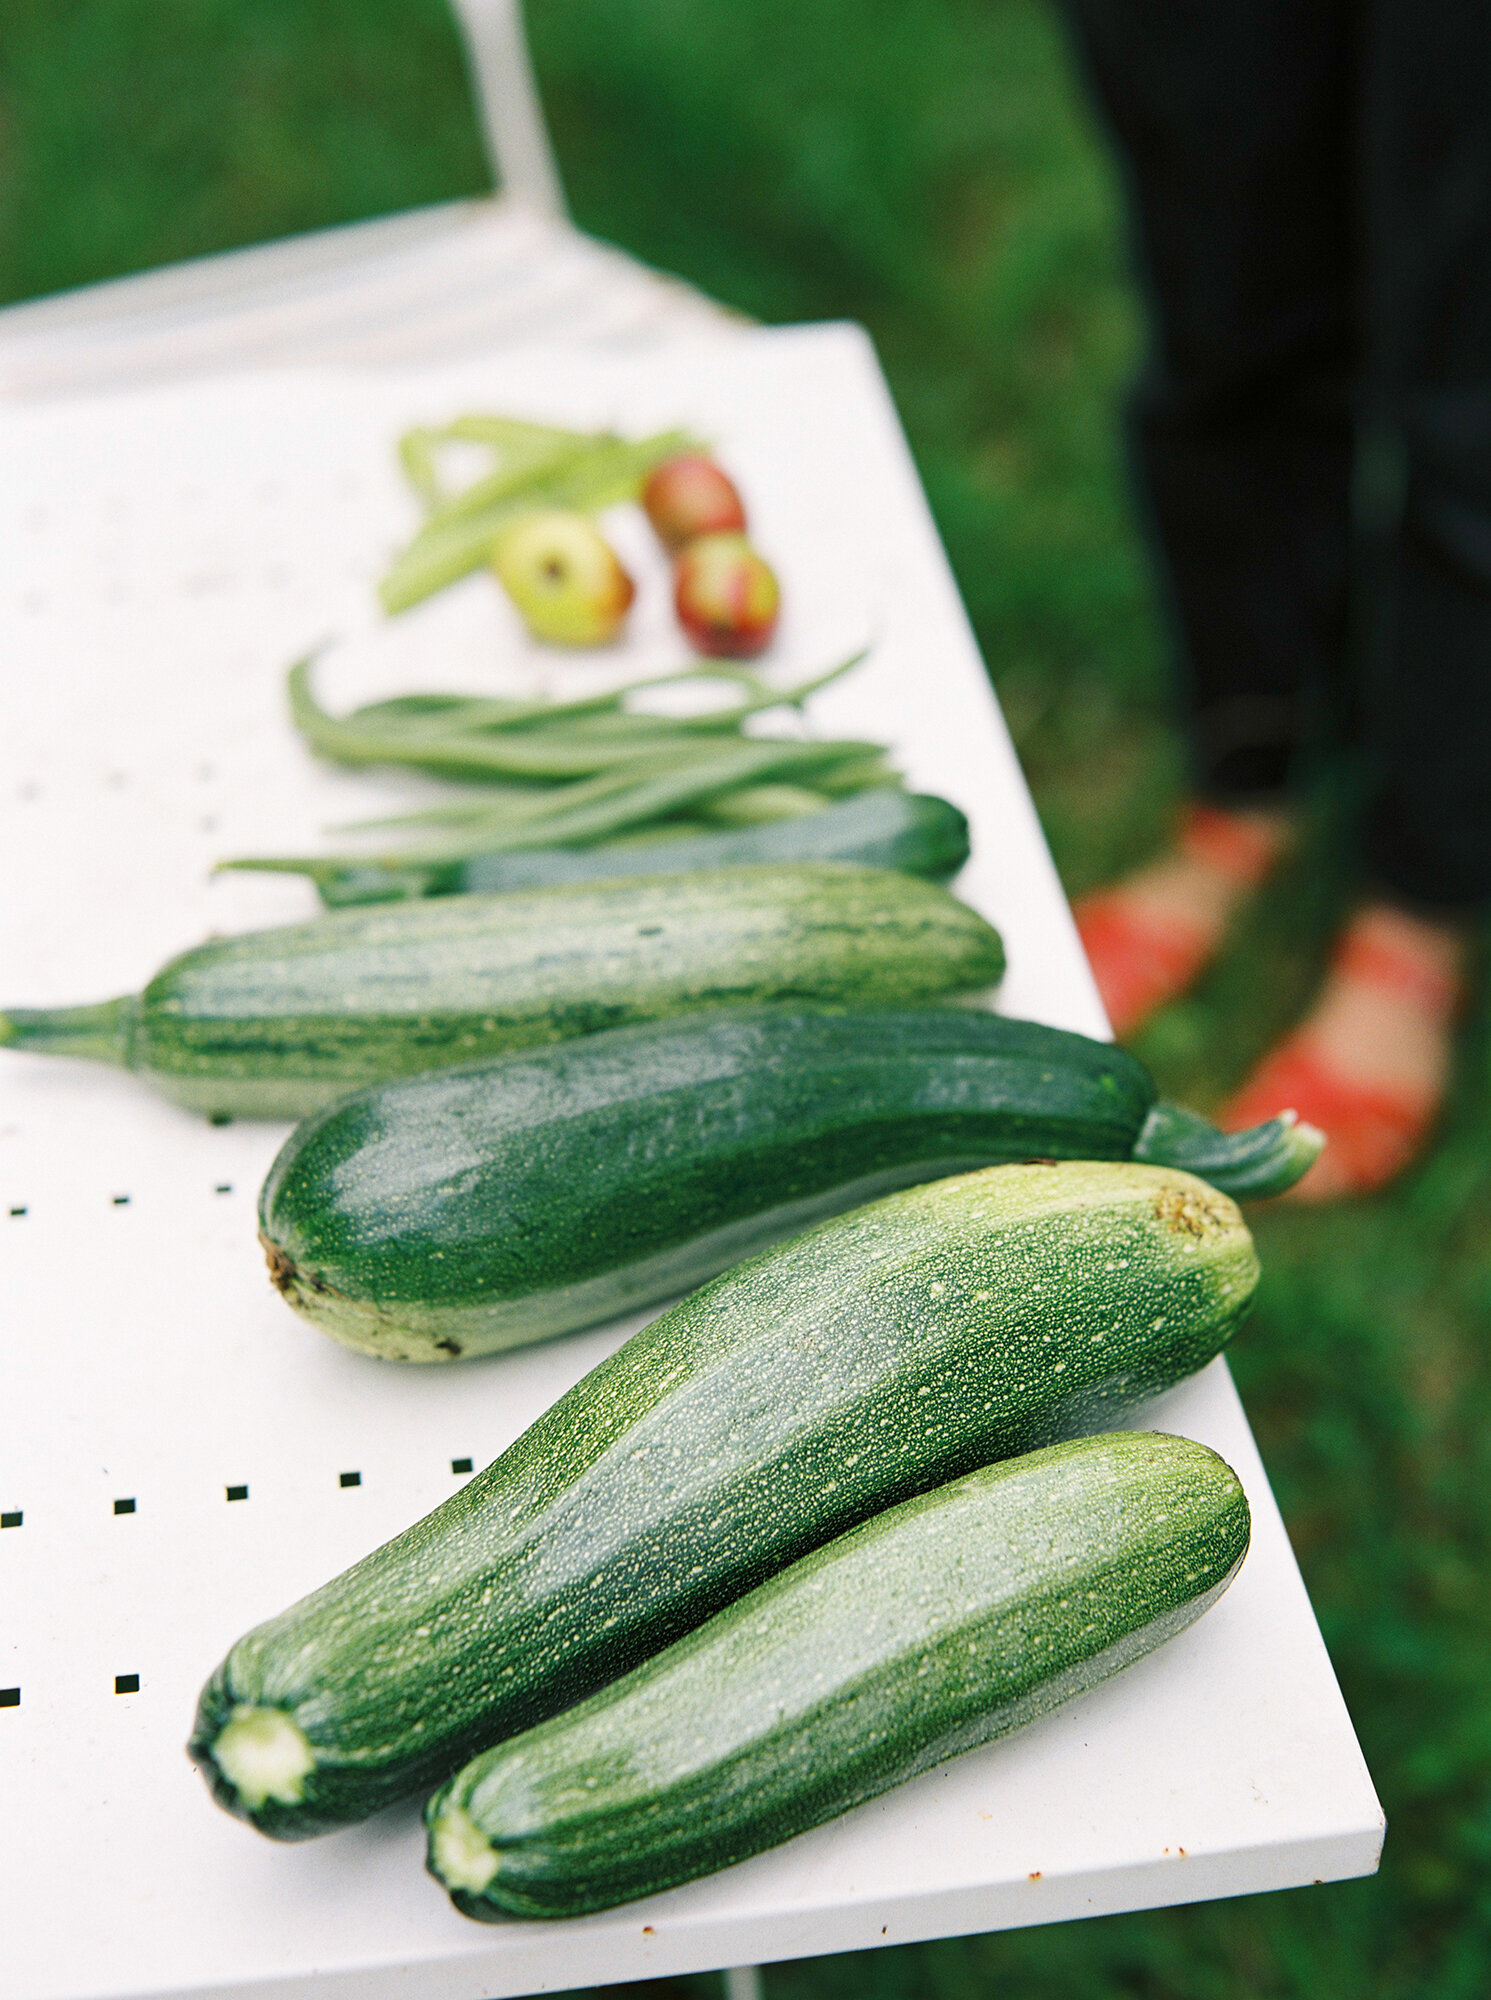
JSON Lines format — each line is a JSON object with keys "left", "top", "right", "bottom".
{"left": 0, "top": 0, "right": 489, "bottom": 302}
{"left": 4, "top": 5, "right": 1489, "bottom": 1995}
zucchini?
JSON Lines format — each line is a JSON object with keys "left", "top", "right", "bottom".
{"left": 428, "top": 1430, "right": 1250, "bottom": 1919}
{"left": 259, "top": 1006, "right": 1317, "bottom": 1363}
{"left": 277, "top": 789, "right": 972, "bottom": 906}
{"left": 189, "top": 1160, "right": 1257, "bottom": 1838}
{"left": 0, "top": 863, "right": 1002, "bottom": 1120}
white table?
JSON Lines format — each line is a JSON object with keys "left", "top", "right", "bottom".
{"left": 0, "top": 323, "right": 1382, "bottom": 2000}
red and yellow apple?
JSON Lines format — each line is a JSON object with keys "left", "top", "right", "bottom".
{"left": 673, "top": 533, "right": 780, "bottom": 657}
{"left": 492, "top": 510, "right": 635, "bottom": 646}
{"left": 642, "top": 454, "right": 748, "bottom": 552}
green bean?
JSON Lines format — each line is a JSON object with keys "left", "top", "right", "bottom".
{"left": 378, "top": 428, "right": 698, "bottom": 612}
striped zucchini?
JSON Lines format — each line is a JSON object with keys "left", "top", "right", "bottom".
{"left": 428, "top": 1430, "right": 1251, "bottom": 1918}
{"left": 189, "top": 1161, "right": 1257, "bottom": 1838}
{"left": 258, "top": 1006, "right": 1318, "bottom": 1363}
{"left": 0, "top": 863, "right": 1002, "bottom": 1119}
{"left": 285, "top": 789, "right": 972, "bottom": 905}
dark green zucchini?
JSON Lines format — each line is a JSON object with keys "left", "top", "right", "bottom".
{"left": 259, "top": 1006, "right": 1319, "bottom": 1362}
{"left": 189, "top": 1160, "right": 1256, "bottom": 1838}
{"left": 0, "top": 863, "right": 1003, "bottom": 1119}
{"left": 428, "top": 1430, "right": 1250, "bottom": 1918}
{"left": 268, "top": 789, "right": 971, "bottom": 906}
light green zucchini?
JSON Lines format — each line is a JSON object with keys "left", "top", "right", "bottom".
{"left": 188, "top": 1161, "right": 1256, "bottom": 1838}
{"left": 428, "top": 1429, "right": 1250, "bottom": 1918}
{"left": 258, "top": 1006, "right": 1319, "bottom": 1363}
{"left": 0, "top": 863, "right": 1003, "bottom": 1119}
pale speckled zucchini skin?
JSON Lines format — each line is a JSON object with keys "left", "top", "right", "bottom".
{"left": 188, "top": 1161, "right": 1257, "bottom": 1839}
{"left": 428, "top": 1430, "right": 1250, "bottom": 1919}
{"left": 258, "top": 1007, "right": 1156, "bottom": 1362}
{"left": 0, "top": 863, "right": 1003, "bottom": 1120}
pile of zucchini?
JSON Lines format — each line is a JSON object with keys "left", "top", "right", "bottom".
{"left": 1, "top": 778, "right": 1316, "bottom": 1915}
{"left": 192, "top": 1156, "right": 1256, "bottom": 1907}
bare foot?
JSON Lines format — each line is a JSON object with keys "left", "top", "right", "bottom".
{"left": 1075, "top": 803, "right": 1294, "bottom": 1035}
{"left": 1222, "top": 903, "right": 1467, "bottom": 1200}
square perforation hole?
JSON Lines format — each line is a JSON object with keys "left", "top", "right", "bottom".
{"left": 339, "top": 1471, "right": 361, "bottom": 1489}
{"left": 114, "top": 1498, "right": 136, "bottom": 1515}
{"left": 451, "top": 1458, "right": 473, "bottom": 1475}
{"left": 114, "top": 1674, "right": 140, "bottom": 1695}
{"left": 1, "top": 1510, "right": 21, "bottom": 1529}
{"left": 0, "top": 1689, "right": 19, "bottom": 1708}
{"left": 225, "top": 1485, "right": 248, "bottom": 1503}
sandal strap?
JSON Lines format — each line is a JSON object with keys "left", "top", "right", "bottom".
{"left": 1221, "top": 1035, "right": 1437, "bottom": 1197}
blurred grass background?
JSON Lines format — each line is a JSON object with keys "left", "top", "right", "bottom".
{"left": 3, "top": 4, "right": 1488, "bottom": 1995}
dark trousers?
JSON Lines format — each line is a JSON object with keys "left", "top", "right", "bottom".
{"left": 1061, "top": 0, "right": 1491, "bottom": 910}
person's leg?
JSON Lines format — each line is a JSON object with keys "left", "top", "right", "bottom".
{"left": 1357, "top": 0, "right": 1491, "bottom": 912}
{"left": 1060, "top": 0, "right": 1356, "bottom": 1032}
{"left": 1062, "top": 0, "right": 1358, "bottom": 802}
{"left": 1220, "top": 0, "right": 1488, "bottom": 1196}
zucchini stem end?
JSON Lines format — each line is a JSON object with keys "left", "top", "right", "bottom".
{"left": 1134, "top": 1100, "right": 1326, "bottom": 1200}
{"left": 0, "top": 996, "right": 137, "bottom": 1068}
{"left": 211, "top": 1705, "right": 316, "bottom": 1812}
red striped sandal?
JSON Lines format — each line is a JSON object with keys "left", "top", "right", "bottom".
{"left": 1219, "top": 908, "right": 1465, "bottom": 1199}
{"left": 1074, "top": 804, "right": 1286, "bottom": 1037}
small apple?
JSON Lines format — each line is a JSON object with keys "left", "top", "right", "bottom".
{"left": 642, "top": 454, "right": 748, "bottom": 551}
{"left": 492, "top": 510, "right": 635, "bottom": 646}
{"left": 673, "top": 532, "right": 780, "bottom": 657}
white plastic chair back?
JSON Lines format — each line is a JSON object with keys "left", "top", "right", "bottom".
{"left": 450, "top": 0, "right": 568, "bottom": 218}
{"left": 0, "top": 0, "right": 737, "bottom": 400}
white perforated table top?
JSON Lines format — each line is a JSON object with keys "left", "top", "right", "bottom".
{"left": 0, "top": 323, "right": 1381, "bottom": 2000}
